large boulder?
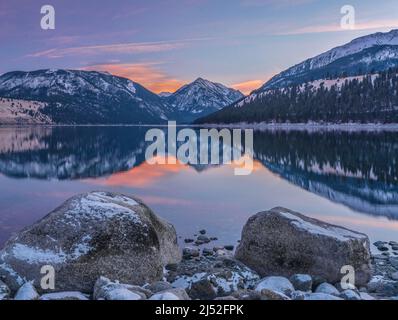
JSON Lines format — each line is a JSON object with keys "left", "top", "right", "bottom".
{"left": 0, "top": 192, "right": 181, "bottom": 293}
{"left": 235, "top": 207, "right": 371, "bottom": 286}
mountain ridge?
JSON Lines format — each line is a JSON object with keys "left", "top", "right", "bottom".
{"left": 0, "top": 70, "right": 243, "bottom": 125}
{"left": 161, "top": 77, "right": 243, "bottom": 123}
{"left": 196, "top": 29, "right": 398, "bottom": 125}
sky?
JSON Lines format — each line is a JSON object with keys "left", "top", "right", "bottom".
{"left": 1, "top": 0, "right": 398, "bottom": 94}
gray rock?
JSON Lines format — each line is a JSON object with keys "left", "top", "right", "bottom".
{"left": 39, "top": 291, "right": 89, "bottom": 300}
{"left": 214, "top": 296, "right": 238, "bottom": 300}
{"left": 390, "top": 257, "right": 398, "bottom": 269}
{"left": 367, "top": 275, "right": 398, "bottom": 297}
{"left": 289, "top": 274, "right": 312, "bottom": 292}
{"left": 304, "top": 293, "right": 343, "bottom": 300}
{"left": 197, "top": 235, "right": 211, "bottom": 243}
{"left": 0, "top": 192, "right": 181, "bottom": 293}
{"left": 377, "top": 245, "right": 390, "bottom": 252}
{"left": 184, "top": 239, "right": 194, "bottom": 244}
{"left": 183, "top": 247, "right": 200, "bottom": 259}
{"left": 231, "top": 289, "right": 261, "bottom": 300}
{"left": 291, "top": 291, "right": 307, "bottom": 300}
{"left": 340, "top": 289, "right": 361, "bottom": 300}
{"left": 150, "top": 288, "right": 190, "bottom": 300}
{"left": 255, "top": 276, "right": 294, "bottom": 297}
{"left": 0, "top": 280, "right": 10, "bottom": 300}
{"left": 374, "top": 241, "right": 387, "bottom": 247}
{"left": 260, "top": 289, "right": 291, "bottom": 300}
{"left": 14, "top": 282, "right": 39, "bottom": 300}
{"left": 315, "top": 283, "right": 340, "bottom": 296}
{"left": 311, "top": 275, "right": 327, "bottom": 291}
{"left": 145, "top": 281, "right": 173, "bottom": 293}
{"left": 224, "top": 245, "right": 235, "bottom": 251}
{"left": 93, "top": 277, "right": 150, "bottom": 300}
{"left": 202, "top": 248, "right": 214, "bottom": 257}
{"left": 235, "top": 207, "right": 371, "bottom": 286}
{"left": 168, "top": 256, "right": 259, "bottom": 299}
{"left": 189, "top": 279, "right": 217, "bottom": 300}
{"left": 391, "top": 272, "right": 398, "bottom": 281}
{"left": 199, "top": 230, "right": 207, "bottom": 235}
{"left": 359, "top": 292, "right": 376, "bottom": 300}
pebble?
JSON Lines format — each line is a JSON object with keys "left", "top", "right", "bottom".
{"left": 224, "top": 245, "right": 235, "bottom": 251}
{"left": 391, "top": 272, "right": 398, "bottom": 281}
{"left": 340, "top": 290, "right": 361, "bottom": 300}
{"left": 289, "top": 274, "right": 312, "bottom": 292}
{"left": 315, "top": 283, "right": 340, "bottom": 296}
{"left": 183, "top": 247, "right": 200, "bottom": 259}
{"left": 202, "top": 248, "right": 214, "bottom": 256}
{"left": 199, "top": 230, "right": 207, "bottom": 235}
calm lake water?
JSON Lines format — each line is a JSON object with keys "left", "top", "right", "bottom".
{"left": 0, "top": 126, "right": 397, "bottom": 249}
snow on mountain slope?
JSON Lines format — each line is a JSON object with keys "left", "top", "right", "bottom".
{"left": 0, "top": 69, "right": 169, "bottom": 124}
{"left": 261, "top": 29, "right": 398, "bottom": 91}
{"left": 0, "top": 97, "right": 52, "bottom": 124}
{"left": 163, "top": 78, "right": 243, "bottom": 122}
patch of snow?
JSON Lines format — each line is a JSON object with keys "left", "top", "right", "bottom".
{"left": 278, "top": 209, "right": 366, "bottom": 241}
{"left": 11, "top": 244, "right": 67, "bottom": 264}
{"left": 64, "top": 193, "right": 143, "bottom": 225}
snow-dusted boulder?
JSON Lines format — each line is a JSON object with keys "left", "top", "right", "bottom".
{"left": 0, "top": 192, "right": 181, "bottom": 293}
{"left": 40, "top": 291, "right": 89, "bottom": 300}
{"left": 235, "top": 208, "right": 371, "bottom": 286}
{"left": 93, "top": 277, "right": 150, "bottom": 300}
{"left": 255, "top": 276, "right": 294, "bottom": 297}
{"left": 14, "top": 282, "right": 39, "bottom": 300}
{"left": 0, "top": 280, "right": 10, "bottom": 300}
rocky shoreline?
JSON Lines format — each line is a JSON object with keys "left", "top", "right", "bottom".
{"left": 0, "top": 192, "right": 397, "bottom": 301}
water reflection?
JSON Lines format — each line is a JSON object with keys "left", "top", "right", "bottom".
{"left": 0, "top": 126, "right": 397, "bottom": 220}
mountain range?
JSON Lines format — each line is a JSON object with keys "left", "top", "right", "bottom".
{"left": 2, "top": 29, "right": 398, "bottom": 125}
{"left": 196, "top": 29, "right": 398, "bottom": 124}
{"left": 0, "top": 70, "right": 242, "bottom": 125}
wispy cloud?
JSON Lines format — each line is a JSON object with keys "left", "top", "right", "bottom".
{"left": 240, "top": 0, "right": 314, "bottom": 7}
{"left": 27, "top": 41, "right": 186, "bottom": 59}
{"left": 82, "top": 62, "right": 185, "bottom": 93}
{"left": 279, "top": 19, "right": 398, "bottom": 35}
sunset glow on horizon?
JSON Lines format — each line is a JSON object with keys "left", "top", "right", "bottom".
{"left": 1, "top": 0, "right": 398, "bottom": 93}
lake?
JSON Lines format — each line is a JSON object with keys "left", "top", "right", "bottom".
{"left": 0, "top": 126, "right": 397, "bottom": 250}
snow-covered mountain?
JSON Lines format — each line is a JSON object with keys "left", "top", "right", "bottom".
{"left": 0, "top": 69, "right": 170, "bottom": 124}
{"left": 162, "top": 78, "right": 243, "bottom": 122}
{"left": 260, "top": 29, "right": 398, "bottom": 91}
{"left": 196, "top": 29, "right": 398, "bottom": 124}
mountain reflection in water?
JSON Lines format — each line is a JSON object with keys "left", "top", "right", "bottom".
{"left": 0, "top": 126, "right": 397, "bottom": 247}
